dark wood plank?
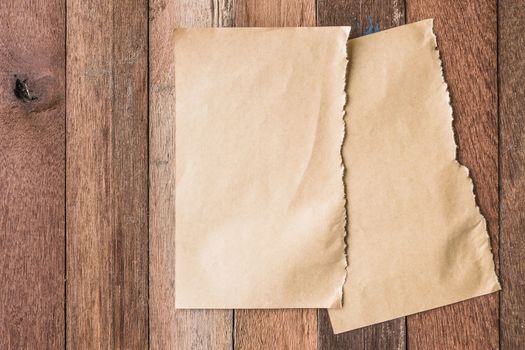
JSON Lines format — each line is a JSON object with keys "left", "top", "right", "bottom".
{"left": 406, "top": 2, "right": 499, "bottom": 349}
{"left": 499, "top": 0, "right": 525, "bottom": 348}
{"left": 232, "top": 1, "right": 318, "bottom": 349}
{"left": 316, "top": 1, "right": 406, "bottom": 349}
{"left": 0, "top": 1, "right": 65, "bottom": 348}
{"left": 318, "top": 310, "right": 406, "bottom": 350}
{"left": 66, "top": 0, "right": 149, "bottom": 347}
{"left": 149, "top": 1, "right": 233, "bottom": 349}
{"left": 317, "top": 0, "right": 404, "bottom": 38}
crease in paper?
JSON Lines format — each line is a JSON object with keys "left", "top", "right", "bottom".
{"left": 329, "top": 19, "right": 500, "bottom": 333}
{"left": 175, "top": 27, "right": 350, "bottom": 309}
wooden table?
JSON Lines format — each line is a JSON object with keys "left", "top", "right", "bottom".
{"left": 1, "top": 1, "right": 523, "bottom": 349}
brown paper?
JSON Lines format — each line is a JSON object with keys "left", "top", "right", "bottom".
{"left": 329, "top": 20, "right": 500, "bottom": 333}
{"left": 174, "top": 27, "right": 350, "bottom": 308}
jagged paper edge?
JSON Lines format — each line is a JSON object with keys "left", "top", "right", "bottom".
{"left": 429, "top": 19, "right": 501, "bottom": 292}
{"left": 335, "top": 27, "right": 352, "bottom": 309}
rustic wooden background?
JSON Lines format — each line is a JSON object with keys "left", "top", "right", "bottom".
{"left": 0, "top": 0, "right": 523, "bottom": 349}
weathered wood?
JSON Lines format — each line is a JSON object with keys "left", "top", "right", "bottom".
{"left": 149, "top": 1, "right": 233, "bottom": 348}
{"left": 406, "top": 2, "right": 499, "bottom": 349}
{"left": 316, "top": 1, "right": 406, "bottom": 349}
{"left": 234, "top": 0, "right": 315, "bottom": 27}
{"left": 499, "top": 0, "right": 525, "bottom": 348}
{"left": 235, "top": 309, "right": 317, "bottom": 350}
{"left": 66, "top": 0, "right": 149, "bottom": 348}
{"left": 0, "top": 1, "right": 65, "bottom": 348}
{"left": 317, "top": 0, "right": 404, "bottom": 39}
{"left": 318, "top": 310, "right": 406, "bottom": 350}
{"left": 232, "top": 1, "right": 318, "bottom": 349}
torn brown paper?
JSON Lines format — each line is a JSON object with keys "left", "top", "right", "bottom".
{"left": 329, "top": 20, "right": 500, "bottom": 333}
{"left": 175, "top": 27, "right": 350, "bottom": 308}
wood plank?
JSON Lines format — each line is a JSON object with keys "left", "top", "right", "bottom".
{"left": 232, "top": 1, "right": 318, "bottom": 349}
{"left": 406, "top": 2, "right": 499, "bottom": 349}
{"left": 499, "top": 0, "right": 525, "bottom": 348}
{"left": 318, "top": 310, "right": 406, "bottom": 350}
{"left": 234, "top": 0, "right": 315, "bottom": 27}
{"left": 149, "top": 1, "right": 233, "bottom": 349}
{"left": 0, "top": 1, "right": 65, "bottom": 348}
{"left": 316, "top": 1, "right": 406, "bottom": 349}
{"left": 317, "top": 0, "right": 405, "bottom": 38}
{"left": 235, "top": 310, "right": 317, "bottom": 350}
{"left": 66, "top": 0, "right": 149, "bottom": 348}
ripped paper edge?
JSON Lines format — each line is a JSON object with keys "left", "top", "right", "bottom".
{"left": 430, "top": 18, "right": 501, "bottom": 293}
{"left": 337, "top": 29, "right": 352, "bottom": 308}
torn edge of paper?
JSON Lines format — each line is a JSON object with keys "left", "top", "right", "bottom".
{"left": 317, "top": 26, "right": 352, "bottom": 309}
{"left": 326, "top": 26, "right": 352, "bottom": 309}
{"left": 337, "top": 29, "right": 352, "bottom": 308}
{"left": 431, "top": 19, "right": 501, "bottom": 290}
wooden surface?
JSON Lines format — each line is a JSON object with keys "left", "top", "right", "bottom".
{"left": 1, "top": 0, "right": 524, "bottom": 348}
{"left": 149, "top": 1, "right": 233, "bottom": 349}
{"left": 66, "top": 0, "right": 149, "bottom": 348}
{"left": 0, "top": 1, "right": 65, "bottom": 348}
{"left": 500, "top": 0, "right": 525, "bottom": 349}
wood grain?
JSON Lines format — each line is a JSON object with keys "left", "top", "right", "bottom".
{"left": 499, "top": 0, "right": 525, "bottom": 348}
{"left": 149, "top": 1, "right": 233, "bottom": 349}
{"left": 317, "top": 0, "right": 405, "bottom": 39}
{"left": 232, "top": 1, "right": 318, "bottom": 349}
{"left": 234, "top": 0, "right": 315, "bottom": 27}
{"left": 0, "top": 2, "right": 514, "bottom": 349}
{"left": 66, "top": 0, "right": 149, "bottom": 348}
{"left": 0, "top": 1, "right": 65, "bottom": 348}
{"left": 406, "top": 2, "right": 500, "bottom": 349}
{"left": 316, "top": 1, "right": 406, "bottom": 349}
{"left": 235, "top": 310, "right": 317, "bottom": 350}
